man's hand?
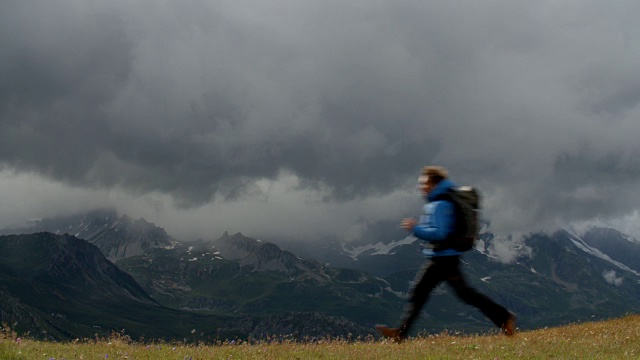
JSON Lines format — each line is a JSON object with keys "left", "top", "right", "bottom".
{"left": 401, "top": 218, "right": 417, "bottom": 232}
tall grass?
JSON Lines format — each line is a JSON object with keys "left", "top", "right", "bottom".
{"left": 2, "top": 314, "right": 639, "bottom": 359}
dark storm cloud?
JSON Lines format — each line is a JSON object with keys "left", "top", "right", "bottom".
{"left": 1, "top": 1, "right": 444, "bottom": 205}
{"left": 1, "top": 1, "right": 131, "bottom": 183}
{"left": 2, "top": 1, "right": 640, "bottom": 233}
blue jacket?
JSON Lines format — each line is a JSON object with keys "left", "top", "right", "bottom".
{"left": 412, "top": 178, "right": 462, "bottom": 257}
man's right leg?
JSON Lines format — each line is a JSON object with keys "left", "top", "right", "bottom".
{"left": 444, "top": 257, "right": 515, "bottom": 335}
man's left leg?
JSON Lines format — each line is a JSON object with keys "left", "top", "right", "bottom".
{"left": 445, "top": 257, "right": 515, "bottom": 335}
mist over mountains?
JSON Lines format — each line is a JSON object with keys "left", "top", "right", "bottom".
{"left": 0, "top": 209, "right": 178, "bottom": 262}
{"left": 1, "top": 208, "right": 640, "bottom": 341}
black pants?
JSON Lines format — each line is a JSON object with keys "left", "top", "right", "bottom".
{"left": 400, "top": 255, "right": 510, "bottom": 335}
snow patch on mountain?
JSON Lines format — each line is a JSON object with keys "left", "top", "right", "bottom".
{"left": 472, "top": 239, "right": 497, "bottom": 259}
{"left": 621, "top": 234, "right": 640, "bottom": 245}
{"left": 566, "top": 220, "right": 615, "bottom": 238}
{"left": 565, "top": 231, "right": 640, "bottom": 277}
{"left": 341, "top": 236, "right": 417, "bottom": 260}
{"left": 564, "top": 220, "right": 640, "bottom": 245}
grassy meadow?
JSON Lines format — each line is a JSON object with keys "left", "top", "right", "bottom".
{"left": 1, "top": 314, "right": 639, "bottom": 359}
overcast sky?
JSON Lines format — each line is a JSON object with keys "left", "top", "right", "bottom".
{"left": 2, "top": 1, "right": 640, "bottom": 244}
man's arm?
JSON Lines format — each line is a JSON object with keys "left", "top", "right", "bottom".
{"left": 408, "top": 201, "right": 455, "bottom": 243}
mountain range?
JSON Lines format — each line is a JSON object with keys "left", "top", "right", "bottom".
{"left": 2, "top": 209, "right": 640, "bottom": 340}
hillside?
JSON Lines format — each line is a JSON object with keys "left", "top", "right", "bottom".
{"left": 0, "top": 233, "right": 235, "bottom": 340}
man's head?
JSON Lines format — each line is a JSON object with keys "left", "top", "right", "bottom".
{"left": 417, "top": 166, "right": 448, "bottom": 197}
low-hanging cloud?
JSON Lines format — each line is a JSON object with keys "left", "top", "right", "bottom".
{"left": 3, "top": 1, "right": 640, "bottom": 239}
{"left": 487, "top": 234, "right": 533, "bottom": 264}
{"left": 602, "top": 269, "right": 623, "bottom": 287}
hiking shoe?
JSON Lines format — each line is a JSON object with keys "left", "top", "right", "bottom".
{"left": 375, "top": 325, "right": 404, "bottom": 343}
{"left": 501, "top": 314, "right": 516, "bottom": 336}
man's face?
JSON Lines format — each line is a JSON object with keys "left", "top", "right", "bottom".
{"left": 417, "top": 176, "right": 436, "bottom": 197}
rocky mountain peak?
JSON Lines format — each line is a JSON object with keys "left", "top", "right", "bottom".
{"left": 213, "top": 232, "right": 322, "bottom": 274}
{"left": 213, "top": 232, "right": 258, "bottom": 259}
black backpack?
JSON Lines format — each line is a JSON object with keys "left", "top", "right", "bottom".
{"left": 434, "top": 186, "right": 480, "bottom": 252}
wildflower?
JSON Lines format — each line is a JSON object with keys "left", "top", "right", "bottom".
{"left": 15, "top": 337, "right": 22, "bottom": 344}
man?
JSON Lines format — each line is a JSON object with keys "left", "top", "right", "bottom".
{"left": 376, "top": 166, "right": 516, "bottom": 342}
